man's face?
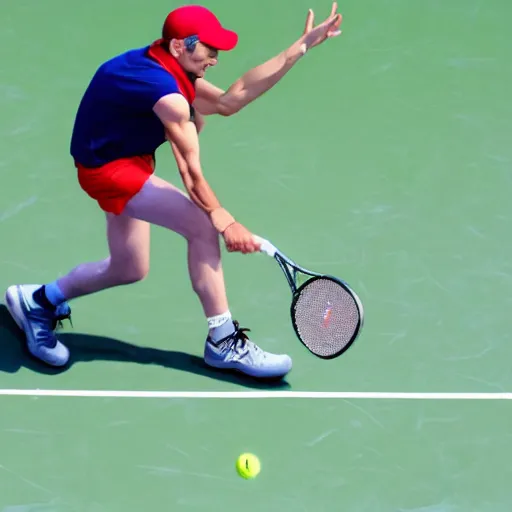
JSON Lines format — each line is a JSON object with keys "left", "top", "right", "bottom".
{"left": 176, "top": 40, "right": 219, "bottom": 77}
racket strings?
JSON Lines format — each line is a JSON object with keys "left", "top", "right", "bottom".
{"left": 293, "top": 278, "right": 361, "bottom": 358}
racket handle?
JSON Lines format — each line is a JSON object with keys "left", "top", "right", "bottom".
{"left": 253, "top": 235, "right": 277, "bottom": 257}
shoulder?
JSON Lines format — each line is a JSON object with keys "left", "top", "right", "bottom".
{"left": 153, "top": 93, "right": 191, "bottom": 124}
{"left": 101, "top": 47, "right": 174, "bottom": 79}
{"left": 95, "top": 47, "right": 181, "bottom": 105}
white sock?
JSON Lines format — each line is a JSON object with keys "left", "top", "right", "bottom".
{"left": 207, "top": 311, "right": 234, "bottom": 342}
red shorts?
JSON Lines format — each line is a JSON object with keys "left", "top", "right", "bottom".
{"left": 76, "top": 155, "right": 155, "bottom": 215}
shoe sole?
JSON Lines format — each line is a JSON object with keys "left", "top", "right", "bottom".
{"left": 204, "top": 357, "right": 292, "bottom": 380}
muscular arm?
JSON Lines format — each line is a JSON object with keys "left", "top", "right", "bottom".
{"left": 194, "top": 3, "right": 342, "bottom": 116}
{"left": 194, "top": 38, "right": 307, "bottom": 116}
{"left": 153, "top": 93, "right": 235, "bottom": 233}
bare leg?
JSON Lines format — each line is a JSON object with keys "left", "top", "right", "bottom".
{"left": 3, "top": 209, "right": 150, "bottom": 367}
{"left": 123, "top": 174, "right": 229, "bottom": 318}
{"left": 42, "top": 173, "right": 227, "bottom": 318}
{"left": 6, "top": 174, "right": 292, "bottom": 377}
{"left": 56, "top": 213, "right": 151, "bottom": 300}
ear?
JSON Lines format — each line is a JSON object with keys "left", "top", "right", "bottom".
{"left": 169, "top": 38, "right": 184, "bottom": 58}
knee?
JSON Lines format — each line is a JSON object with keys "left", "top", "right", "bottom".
{"left": 187, "top": 212, "right": 220, "bottom": 246}
{"left": 110, "top": 260, "right": 150, "bottom": 285}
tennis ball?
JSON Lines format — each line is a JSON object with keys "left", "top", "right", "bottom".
{"left": 236, "top": 453, "right": 261, "bottom": 479}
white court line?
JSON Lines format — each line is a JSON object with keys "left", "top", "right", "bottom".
{"left": 0, "top": 389, "right": 511, "bottom": 399}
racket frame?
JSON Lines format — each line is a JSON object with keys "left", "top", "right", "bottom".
{"left": 261, "top": 241, "right": 365, "bottom": 359}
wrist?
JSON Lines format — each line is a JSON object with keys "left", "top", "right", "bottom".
{"left": 210, "top": 207, "right": 236, "bottom": 233}
{"left": 285, "top": 38, "right": 307, "bottom": 64}
{"left": 298, "top": 39, "right": 308, "bottom": 55}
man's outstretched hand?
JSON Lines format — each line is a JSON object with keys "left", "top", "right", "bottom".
{"left": 301, "top": 2, "right": 343, "bottom": 52}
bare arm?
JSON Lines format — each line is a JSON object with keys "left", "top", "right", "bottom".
{"left": 193, "top": 109, "right": 206, "bottom": 133}
{"left": 195, "top": 40, "right": 306, "bottom": 117}
{"left": 153, "top": 93, "right": 234, "bottom": 232}
{"left": 194, "top": 3, "right": 342, "bottom": 116}
{"left": 169, "top": 110, "right": 203, "bottom": 184}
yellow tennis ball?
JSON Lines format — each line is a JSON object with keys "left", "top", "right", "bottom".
{"left": 236, "top": 453, "right": 261, "bottom": 479}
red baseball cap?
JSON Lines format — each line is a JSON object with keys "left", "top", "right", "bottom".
{"left": 162, "top": 5, "right": 238, "bottom": 51}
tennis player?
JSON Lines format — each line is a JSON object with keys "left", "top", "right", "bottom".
{"left": 4, "top": 3, "right": 342, "bottom": 379}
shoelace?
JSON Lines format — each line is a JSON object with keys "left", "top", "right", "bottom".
{"left": 220, "top": 320, "right": 250, "bottom": 354}
{"left": 52, "top": 304, "right": 73, "bottom": 330}
{"left": 223, "top": 321, "right": 260, "bottom": 355}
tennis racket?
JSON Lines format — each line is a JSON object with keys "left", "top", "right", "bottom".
{"left": 254, "top": 236, "right": 364, "bottom": 359}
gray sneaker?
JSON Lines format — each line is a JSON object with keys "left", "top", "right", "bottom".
{"left": 4, "top": 284, "right": 72, "bottom": 367}
{"left": 204, "top": 321, "right": 292, "bottom": 379}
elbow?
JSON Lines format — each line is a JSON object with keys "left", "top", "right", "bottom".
{"left": 218, "top": 106, "right": 237, "bottom": 117}
{"left": 217, "top": 97, "right": 241, "bottom": 117}
{"left": 194, "top": 112, "right": 206, "bottom": 133}
{"left": 196, "top": 118, "right": 206, "bottom": 132}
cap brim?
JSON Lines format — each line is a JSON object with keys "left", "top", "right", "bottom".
{"left": 200, "top": 26, "right": 238, "bottom": 51}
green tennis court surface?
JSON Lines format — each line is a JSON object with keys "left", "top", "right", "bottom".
{"left": 1, "top": 0, "right": 511, "bottom": 510}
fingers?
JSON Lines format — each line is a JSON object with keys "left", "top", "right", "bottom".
{"left": 304, "top": 8, "right": 314, "bottom": 34}
{"left": 226, "top": 241, "right": 259, "bottom": 254}
{"left": 223, "top": 225, "right": 262, "bottom": 254}
{"left": 324, "top": 2, "right": 341, "bottom": 28}
{"left": 303, "top": 2, "right": 342, "bottom": 46}
{"left": 324, "top": 2, "right": 338, "bottom": 25}
{"left": 224, "top": 233, "right": 261, "bottom": 254}
{"left": 242, "top": 238, "right": 260, "bottom": 254}
{"left": 246, "top": 243, "right": 260, "bottom": 254}
{"left": 327, "top": 12, "right": 342, "bottom": 27}
{"left": 236, "top": 238, "right": 258, "bottom": 254}
{"left": 325, "top": 12, "right": 342, "bottom": 38}
{"left": 316, "top": 10, "right": 341, "bottom": 35}
{"left": 327, "top": 13, "right": 342, "bottom": 37}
